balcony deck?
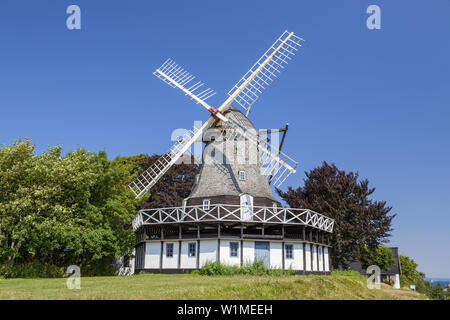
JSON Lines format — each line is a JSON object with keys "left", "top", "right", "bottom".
{"left": 132, "top": 204, "right": 334, "bottom": 233}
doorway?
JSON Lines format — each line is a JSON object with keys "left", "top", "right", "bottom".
{"left": 254, "top": 241, "right": 270, "bottom": 268}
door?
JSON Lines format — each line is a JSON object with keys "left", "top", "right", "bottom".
{"left": 255, "top": 242, "right": 270, "bottom": 268}
{"left": 240, "top": 194, "right": 253, "bottom": 221}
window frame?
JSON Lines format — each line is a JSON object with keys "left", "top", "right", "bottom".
{"left": 285, "top": 244, "right": 294, "bottom": 260}
{"left": 188, "top": 242, "right": 196, "bottom": 257}
{"left": 203, "top": 199, "right": 210, "bottom": 210}
{"left": 229, "top": 242, "right": 239, "bottom": 257}
{"left": 238, "top": 170, "right": 246, "bottom": 181}
{"left": 166, "top": 243, "right": 174, "bottom": 258}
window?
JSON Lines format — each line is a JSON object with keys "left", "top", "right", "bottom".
{"left": 166, "top": 243, "right": 174, "bottom": 258}
{"left": 203, "top": 199, "right": 210, "bottom": 210}
{"left": 285, "top": 244, "right": 294, "bottom": 259}
{"left": 239, "top": 170, "right": 246, "bottom": 181}
{"left": 273, "top": 202, "right": 278, "bottom": 213}
{"left": 188, "top": 243, "right": 196, "bottom": 257}
{"left": 230, "top": 242, "right": 239, "bottom": 257}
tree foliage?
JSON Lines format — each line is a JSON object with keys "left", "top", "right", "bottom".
{"left": 399, "top": 255, "right": 425, "bottom": 287}
{"left": 399, "top": 255, "right": 449, "bottom": 300}
{"left": 136, "top": 155, "right": 199, "bottom": 209}
{"left": 360, "top": 245, "right": 395, "bottom": 271}
{"left": 277, "top": 161, "right": 396, "bottom": 269}
{"left": 0, "top": 138, "right": 137, "bottom": 275}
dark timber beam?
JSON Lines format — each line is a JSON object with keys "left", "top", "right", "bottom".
{"left": 240, "top": 239, "right": 244, "bottom": 267}
{"left": 217, "top": 239, "right": 221, "bottom": 264}
{"left": 178, "top": 240, "right": 182, "bottom": 269}
{"left": 197, "top": 224, "right": 200, "bottom": 269}
{"left": 160, "top": 226, "right": 164, "bottom": 272}
{"left": 302, "top": 243, "right": 306, "bottom": 275}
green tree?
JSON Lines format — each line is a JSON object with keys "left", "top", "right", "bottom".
{"left": 0, "top": 138, "right": 138, "bottom": 275}
{"left": 399, "top": 255, "right": 426, "bottom": 287}
{"left": 360, "top": 246, "right": 395, "bottom": 271}
{"left": 277, "top": 161, "right": 396, "bottom": 269}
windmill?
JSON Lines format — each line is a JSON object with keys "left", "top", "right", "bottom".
{"left": 126, "top": 30, "right": 335, "bottom": 275}
{"left": 129, "top": 30, "right": 304, "bottom": 200}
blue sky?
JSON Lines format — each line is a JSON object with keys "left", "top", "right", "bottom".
{"left": 0, "top": 0, "right": 449, "bottom": 277}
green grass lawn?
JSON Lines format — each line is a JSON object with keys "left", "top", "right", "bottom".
{"left": 0, "top": 273, "right": 427, "bottom": 300}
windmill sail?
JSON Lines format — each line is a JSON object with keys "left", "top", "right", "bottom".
{"left": 154, "top": 59, "right": 216, "bottom": 113}
{"left": 152, "top": 54, "right": 298, "bottom": 188}
{"left": 223, "top": 117, "right": 297, "bottom": 187}
{"left": 128, "top": 120, "right": 213, "bottom": 199}
{"left": 226, "top": 30, "right": 304, "bottom": 116}
{"left": 131, "top": 31, "right": 303, "bottom": 199}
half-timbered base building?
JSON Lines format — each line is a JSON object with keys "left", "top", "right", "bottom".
{"left": 130, "top": 107, "right": 335, "bottom": 274}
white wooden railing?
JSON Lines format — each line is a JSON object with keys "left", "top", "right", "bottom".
{"left": 132, "top": 204, "right": 334, "bottom": 233}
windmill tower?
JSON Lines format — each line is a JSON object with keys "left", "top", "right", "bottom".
{"left": 129, "top": 31, "right": 334, "bottom": 275}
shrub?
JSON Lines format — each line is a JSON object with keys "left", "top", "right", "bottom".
{"left": 0, "top": 262, "right": 66, "bottom": 279}
{"left": 197, "top": 260, "right": 295, "bottom": 276}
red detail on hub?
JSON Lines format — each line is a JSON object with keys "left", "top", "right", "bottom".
{"left": 209, "top": 107, "right": 220, "bottom": 120}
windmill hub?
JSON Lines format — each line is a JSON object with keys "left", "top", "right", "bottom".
{"left": 124, "top": 31, "right": 335, "bottom": 276}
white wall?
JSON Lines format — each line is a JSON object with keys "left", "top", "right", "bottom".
{"left": 312, "top": 245, "right": 318, "bottom": 271}
{"left": 180, "top": 241, "right": 198, "bottom": 269}
{"left": 393, "top": 274, "right": 401, "bottom": 289}
{"left": 200, "top": 240, "right": 218, "bottom": 267}
{"left": 144, "top": 239, "right": 329, "bottom": 273}
{"left": 242, "top": 241, "right": 255, "bottom": 265}
{"left": 305, "top": 244, "right": 311, "bottom": 271}
{"left": 270, "top": 242, "right": 283, "bottom": 269}
{"left": 324, "top": 247, "right": 330, "bottom": 271}
{"left": 145, "top": 242, "right": 161, "bottom": 269}
{"left": 220, "top": 240, "right": 241, "bottom": 266}
{"left": 162, "top": 241, "right": 179, "bottom": 269}
{"left": 318, "top": 246, "right": 324, "bottom": 271}
{"left": 284, "top": 243, "right": 303, "bottom": 271}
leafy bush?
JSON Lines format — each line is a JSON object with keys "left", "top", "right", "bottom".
{"left": 197, "top": 260, "right": 295, "bottom": 276}
{"left": 0, "top": 262, "right": 65, "bottom": 279}
{"left": 360, "top": 246, "right": 395, "bottom": 271}
{"left": 0, "top": 138, "right": 137, "bottom": 276}
{"left": 383, "top": 278, "right": 394, "bottom": 286}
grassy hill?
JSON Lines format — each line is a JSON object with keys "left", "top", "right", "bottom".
{"left": 0, "top": 272, "right": 427, "bottom": 300}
